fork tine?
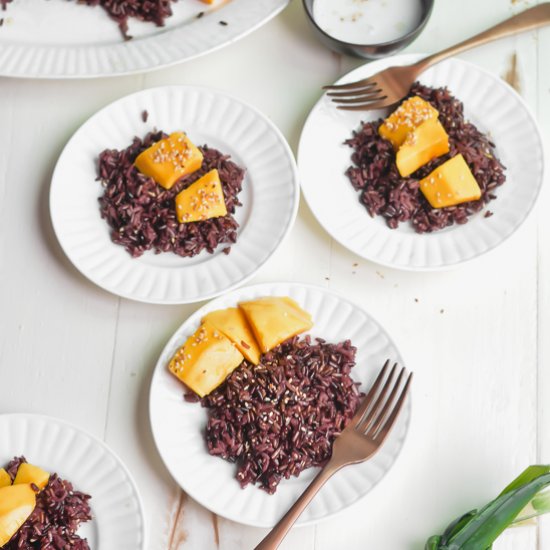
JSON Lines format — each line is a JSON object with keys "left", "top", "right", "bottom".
{"left": 326, "top": 84, "right": 379, "bottom": 98}
{"left": 374, "top": 372, "right": 413, "bottom": 442}
{"left": 322, "top": 77, "right": 377, "bottom": 91}
{"left": 331, "top": 94, "right": 386, "bottom": 105}
{"left": 337, "top": 99, "right": 396, "bottom": 112}
{"left": 364, "top": 367, "right": 405, "bottom": 438}
{"left": 348, "top": 360, "right": 389, "bottom": 428}
{"left": 357, "top": 363, "right": 398, "bottom": 433}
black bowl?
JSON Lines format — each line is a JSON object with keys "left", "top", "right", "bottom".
{"left": 302, "top": 0, "right": 434, "bottom": 59}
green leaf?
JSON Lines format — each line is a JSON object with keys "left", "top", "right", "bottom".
{"left": 425, "top": 466, "right": 550, "bottom": 550}
{"left": 424, "top": 511, "right": 489, "bottom": 549}
{"left": 440, "top": 511, "right": 477, "bottom": 543}
{"left": 532, "top": 489, "right": 550, "bottom": 514}
{"left": 445, "top": 470, "right": 550, "bottom": 549}
{"left": 499, "top": 465, "right": 550, "bottom": 496}
{"left": 512, "top": 488, "right": 550, "bottom": 524}
{"left": 424, "top": 535, "right": 442, "bottom": 550}
{"left": 503, "top": 466, "right": 550, "bottom": 525}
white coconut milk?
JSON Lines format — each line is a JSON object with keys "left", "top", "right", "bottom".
{"left": 312, "top": 0, "right": 424, "bottom": 44}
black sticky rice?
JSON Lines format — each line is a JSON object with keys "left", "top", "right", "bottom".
{"left": 4, "top": 457, "right": 92, "bottom": 549}
{"left": 0, "top": 0, "right": 178, "bottom": 39}
{"left": 97, "top": 131, "right": 245, "bottom": 259}
{"left": 345, "top": 82, "right": 506, "bottom": 233}
{"left": 79, "top": 0, "right": 178, "bottom": 39}
{"left": 193, "top": 336, "right": 362, "bottom": 494}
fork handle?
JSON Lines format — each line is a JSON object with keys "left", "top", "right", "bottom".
{"left": 418, "top": 3, "right": 550, "bottom": 70}
{"left": 254, "top": 462, "right": 341, "bottom": 550}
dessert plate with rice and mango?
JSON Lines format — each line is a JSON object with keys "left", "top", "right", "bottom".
{"left": 0, "top": 413, "right": 145, "bottom": 549}
{"left": 0, "top": 0, "right": 289, "bottom": 77}
{"left": 149, "top": 282, "right": 410, "bottom": 527}
{"left": 50, "top": 86, "right": 299, "bottom": 304}
{"left": 298, "top": 54, "right": 544, "bottom": 270}
{"left": 0, "top": 457, "right": 92, "bottom": 548}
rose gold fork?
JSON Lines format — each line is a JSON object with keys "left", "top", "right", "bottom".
{"left": 324, "top": 3, "right": 550, "bottom": 111}
{"left": 254, "top": 360, "right": 412, "bottom": 550}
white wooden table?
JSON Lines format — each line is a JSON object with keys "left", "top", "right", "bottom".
{"left": 1, "top": 1, "right": 549, "bottom": 548}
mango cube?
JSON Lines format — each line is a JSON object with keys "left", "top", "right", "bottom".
{"left": 239, "top": 297, "right": 313, "bottom": 353}
{"left": 395, "top": 119, "right": 450, "bottom": 177}
{"left": 168, "top": 322, "right": 244, "bottom": 397}
{"left": 419, "top": 154, "right": 481, "bottom": 209}
{"left": 134, "top": 132, "right": 203, "bottom": 190}
{"left": 175, "top": 169, "right": 227, "bottom": 224}
{"left": 13, "top": 463, "right": 50, "bottom": 491}
{"left": 0, "top": 484, "right": 36, "bottom": 546}
{"left": 0, "top": 469, "right": 11, "bottom": 489}
{"left": 202, "top": 308, "right": 261, "bottom": 365}
{"left": 379, "top": 96, "right": 439, "bottom": 150}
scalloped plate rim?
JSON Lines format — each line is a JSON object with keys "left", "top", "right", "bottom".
{"left": 297, "top": 54, "right": 545, "bottom": 271}
{"left": 0, "top": 0, "right": 290, "bottom": 78}
{"left": 149, "top": 281, "right": 411, "bottom": 528}
{"left": 0, "top": 412, "right": 147, "bottom": 549}
{"left": 49, "top": 85, "right": 300, "bottom": 304}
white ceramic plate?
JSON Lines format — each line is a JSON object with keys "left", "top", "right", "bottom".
{"left": 50, "top": 86, "right": 299, "bottom": 304}
{"left": 298, "top": 55, "right": 544, "bottom": 271}
{"left": 0, "top": 413, "right": 145, "bottom": 549}
{"left": 0, "top": 0, "right": 288, "bottom": 78}
{"left": 149, "top": 282, "right": 410, "bottom": 527}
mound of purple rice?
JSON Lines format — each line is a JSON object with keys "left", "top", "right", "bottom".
{"left": 1, "top": 0, "right": 178, "bottom": 40}
{"left": 345, "top": 83, "right": 506, "bottom": 233}
{"left": 79, "top": 0, "right": 178, "bottom": 40}
{"left": 4, "top": 456, "right": 92, "bottom": 549}
{"left": 98, "top": 130, "right": 245, "bottom": 258}
{"left": 191, "top": 336, "right": 362, "bottom": 494}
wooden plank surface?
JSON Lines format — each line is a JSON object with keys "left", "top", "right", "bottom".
{"left": 0, "top": 0, "right": 548, "bottom": 548}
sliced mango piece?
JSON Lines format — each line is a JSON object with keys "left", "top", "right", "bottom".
{"left": 13, "top": 463, "right": 50, "bottom": 491}
{"left": 0, "top": 469, "right": 11, "bottom": 489}
{"left": 395, "top": 119, "right": 450, "bottom": 177}
{"left": 419, "top": 154, "right": 481, "bottom": 209}
{"left": 168, "top": 322, "right": 244, "bottom": 397}
{"left": 202, "top": 308, "right": 261, "bottom": 365}
{"left": 175, "top": 169, "right": 227, "bottom": 223}
{"left": 134, "top": 132, "right": 203, "bottom": 190}
{"left": 379, "top": 96, "right": 439, "bottom": 149}
{"left": 239, "top": 297, "right": 313, "bottom": 354}
{"left": 278, "top": 297, "right": 313, "bottom": 324}
{"left": 0, "top": 484, "right": 36, "bottom": 546}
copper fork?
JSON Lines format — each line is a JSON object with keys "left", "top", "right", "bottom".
{"left": 324, "top": 3, "right": 550, "bottom": 111}
{"left": 254, "top": 360, "right": 412, "bottom": 550}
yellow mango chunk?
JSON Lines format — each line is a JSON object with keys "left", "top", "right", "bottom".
{"left": 134, "top": 132, "right": 203, "bottom": 190}
{"left": 239, "top": 297, "right": 313, "bottom": 354}
{"left": 202, "top": 308, "right": 261, "bottom": 365}
{"left": 175, "top": 169, "right": 227, "bottom": 224}
{"left": 0, "top": 469, "right": 11, "bottom": 489}
{"left": 419, "top": 154, "right": 481, "bottom": 209}
{"left": 0, "top": 484, "right": 36, "bottom": 546}
{"left": 278, "top": 297, "right": 313, "bottom": 324}
{"left": 13, "top": 463, "right": 50, "bottom": 491}
{"left": 379, "top": 96, "right": 439, "bottom": 149}
{"left": 168, "top": 322, "right": 244, "bottom": 397}
{"left": 395, "top": 119, "right": 450, "bottom": 177}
